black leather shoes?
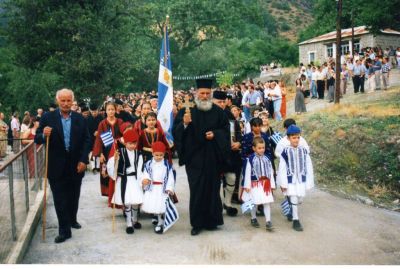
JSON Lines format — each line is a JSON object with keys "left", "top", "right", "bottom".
{"left": 71, "top": 222, "right": 82, "bottom": 229}
{"left": 126, "top": 227, "right": 134, "bottom": 234}
{"left": 54, "top": 234, "right": 71, "bottom": 243}
{"left": 133, "top": 222, "right": 142, "bottom": 229}
{"left": 191, "top": 227, "right": 201, "bottom": 236}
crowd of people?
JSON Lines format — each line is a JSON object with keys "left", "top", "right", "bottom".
{"left": 0, "top": 75, "right": 317, "bottom": 244}
{"left": 299, "top": 46, "right": 398, "bottom": 105}
{"left": 3, "top": 46, "right": 397, "bottom": 242}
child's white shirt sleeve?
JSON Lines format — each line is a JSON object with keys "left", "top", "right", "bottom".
{"left": 243, "top": 159, "right": 251, "bottom": 189}
{"left": 165, "top": 167, "right": 175, "bottom": 192}
{"left": 306, "top": 154, "right": 315, "bottom": 190}
{"left": 106, "top": 155, "right": 116, "bottom": 180}
{"left": 270, "top": 168, "right": 276, "bottom": 189}
{"left": 277, "top": 156, "right": 288, "bottom": 189}
{"left": 137, "top": 154, "right": 144, "bottom": 188}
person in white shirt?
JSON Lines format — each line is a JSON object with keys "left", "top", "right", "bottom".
{"left": 266, "top": 81, "right": 282, "bottom": 121}
{"left": 310, "top": 66, "right": 318, "bottom": 98}
{"left": 11, "top": 112, "right": 20, "bottom": 153}
{"left": 275, "top": 118, "right": 310, "bottom": 157}
{"left": 241, "top": 83, "right": 250, "bottom": 122}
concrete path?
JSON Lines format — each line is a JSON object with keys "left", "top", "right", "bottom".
{"left": 23, "top": 162, "right": 400, "bottom": 264}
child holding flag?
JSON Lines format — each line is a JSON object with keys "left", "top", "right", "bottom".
{"left": 277, "top": 125, "right": 314, "bottom": 231}
{"left": 141, "top": 142, "right": 175, "bottom": 234}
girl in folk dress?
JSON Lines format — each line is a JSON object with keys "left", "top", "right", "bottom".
{"left": 107, "top": 129, "right": 144, "bottom": 234}
{"left": 92, "top": 102, "right": 123, "bottom": 205}
{"left": 137, "top": 112, "right": 172, "bottom": 165}
{"left": 277, "top": 125, "right": 314, "bottom": 232}
{"left": 141, "top": 142, "right": 175, "bottom": 234}
{"left": 242, "top": 137, "right": 276, "bottom": 231}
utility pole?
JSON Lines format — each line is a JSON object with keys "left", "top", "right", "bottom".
{"left": 335, "top": 0, "right": 342, "bottom": 104}
{"left": 351, "top": 7, "right": 355, "bottom": 56}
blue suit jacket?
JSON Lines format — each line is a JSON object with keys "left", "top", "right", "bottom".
{"left": 35, "top": 109, "right": 91, "bottom": 179}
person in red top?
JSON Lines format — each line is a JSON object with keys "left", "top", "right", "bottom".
{"left": 133, "top": 102, "right": 163, "bottom": 135}
{"left": 92, "top": 102, "right": 123, "bottom": 206}
{"left": 137, "top": 112, "right": 172, "bottom": 165}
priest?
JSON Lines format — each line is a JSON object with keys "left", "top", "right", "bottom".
{"left": 173, "top": 79, "right": 231, "bottom": 236}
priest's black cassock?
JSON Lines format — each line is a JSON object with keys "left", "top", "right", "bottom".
{"left": 173, "top": 103, "right": 230, "bottom": 230}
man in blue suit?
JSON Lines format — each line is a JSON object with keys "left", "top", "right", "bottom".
{"left": 35, "top": 88, "right": 91, "bottom": 243}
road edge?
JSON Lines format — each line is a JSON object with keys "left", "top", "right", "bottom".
{"left": 6, "top": 189, "right": 48, "bottom": 264}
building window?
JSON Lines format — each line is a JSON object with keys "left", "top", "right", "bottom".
{"left": 341, "top": 43, "right": 350, "bottom": 55}
{"left": 327, "top": 44, "right": 333, "bottom": 57}
{"left": 354, "top": 42, "right": 361, "bottom": 53}
{"left": 308, "top": 52, "right": 315, "bottom": 63}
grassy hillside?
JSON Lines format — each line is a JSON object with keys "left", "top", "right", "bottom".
{"left": 285, "top": 89, "right": 400, "bottom": 209}
{"left": 261, "top": 0, "right": 314, "bottom": 42}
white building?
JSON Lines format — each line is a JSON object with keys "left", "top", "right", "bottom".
{"left": 298, "top": 26, "right": 400, "bottom": 65}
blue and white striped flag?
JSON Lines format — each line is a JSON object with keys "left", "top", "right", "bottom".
{"left": 157, "top": 22, "right": 174, "bottom": 146}
{"left": 281, "top": 197, "right": 292, "bottom": 216}
{"left": 163, "top": 196, "right": 179, "bottom": 233}
{"left": 270, "top": 131, "right": 283, "bottom": 145}
{"left": 100, "top": 129, "right": 113, "bottom": 148}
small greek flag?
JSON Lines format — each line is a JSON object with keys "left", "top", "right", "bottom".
{"left": 281, "top": 197, "right": 292, "bottom": 216}
{"left": 241, "top": 199, "right": 255, "bottom": 214}
{"left": 270, "top": 132, "right": 283, "bottom": 145}
{"left": 100, "top": 129, "right": 113, "bottom": 148}
{"left": 163, "top": 196, "right": 179, "bottom": 233}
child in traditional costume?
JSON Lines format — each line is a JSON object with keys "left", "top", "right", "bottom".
{"left": 242, "top": 137, "right": 276, "bottom": 231}
{"left": 277, "top": 125, "right": 314, "bottom": 231}
{"left": 107, "top": 129, "right": 144, "bottom": 234}
{"left": 137, "top": 112, "right": 172, "bottom": 165}
{"left": 141, "top": 141, "right": 175, "bottom": 234}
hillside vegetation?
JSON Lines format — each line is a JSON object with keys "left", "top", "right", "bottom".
{"left": 293, "top": 89, "right": 400, "bottom": 209}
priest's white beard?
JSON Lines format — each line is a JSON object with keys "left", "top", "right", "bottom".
{"left": 194, "top": 97, "right": 213, "bottom": 111}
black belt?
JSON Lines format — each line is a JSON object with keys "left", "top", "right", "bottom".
{"left": 118, "top": 172, "right": 137, "bottom": 176}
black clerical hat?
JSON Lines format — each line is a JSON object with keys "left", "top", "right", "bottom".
{"left": 196, "top": 79, "right": 213, "bottom": 89}
{"left": 213, "top": 90, "right": 227, "bottom": 100}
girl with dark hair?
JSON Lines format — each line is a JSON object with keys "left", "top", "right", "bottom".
{"left": 294, "top": 78, "right": 307, "bottom": 114}
{"left": 93, "top": 102, "right": 124, "bottom": 205}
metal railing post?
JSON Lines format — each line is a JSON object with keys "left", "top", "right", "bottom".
{"left": 22, "top": 150, "right": 30, "bottom": 213}
{"left": 8, "top": 164, "right": 17, "bottom": 241}
{"left": 33, "top": 143, "right": 39, "bottom": 191}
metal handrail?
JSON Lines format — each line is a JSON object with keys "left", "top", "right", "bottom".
{"left": 0, "top": 141, "right": 35, "bottom": 173}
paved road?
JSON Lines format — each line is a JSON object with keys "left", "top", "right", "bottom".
{"left": 23, "top": 161, "right": 400, "bottom": 264}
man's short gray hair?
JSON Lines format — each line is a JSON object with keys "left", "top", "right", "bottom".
{"left": 56, "top": 88, "right": 75, "bottom": 101}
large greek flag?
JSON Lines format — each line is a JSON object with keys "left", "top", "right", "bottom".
{"left": 163, "top": 196, "right": 179, "bottom": 233}
{"left": 157, "top": 23, "right": 174, "bottom": 145}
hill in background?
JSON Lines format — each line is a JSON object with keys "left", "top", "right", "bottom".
{"left": 261, "top": 0, "right": 314, "bottom": 42}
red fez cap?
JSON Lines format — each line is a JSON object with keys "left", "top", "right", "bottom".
{"left": 120, "top": 122, "right": 131, "bottom": 134}
{"left": 123, "top": 129, "right": 139, "bottom": 143}
{"left": 151, "top": 141, "right": 166, "bottom": 153}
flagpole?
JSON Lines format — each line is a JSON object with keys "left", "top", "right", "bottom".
{"left": 163, "top": 15, "right": 169, "bottom": 68}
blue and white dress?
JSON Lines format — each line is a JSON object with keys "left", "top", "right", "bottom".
{"left": 276, "top": 146, "right": 314, "bottom": 197}
{"left": 141, "top": 159, "right": 175, "bottom": 214}
{"left": 242, "top": 153, "right": 275, "bottom": 205}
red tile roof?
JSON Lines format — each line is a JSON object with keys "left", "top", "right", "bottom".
{"left": 299, "top": 26, "right": 400, "bottom": 45}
